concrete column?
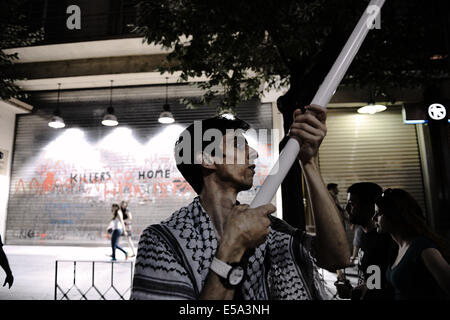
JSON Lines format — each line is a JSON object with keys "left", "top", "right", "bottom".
{"left": 0, "top": 99, "right": 31, "bottom": 239}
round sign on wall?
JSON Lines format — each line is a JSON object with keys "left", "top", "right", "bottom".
{"left": 428, "top": 103, "right": 447, "bottom": 121}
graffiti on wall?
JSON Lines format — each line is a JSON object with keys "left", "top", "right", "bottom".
{"left": 7, "top": 125, "right": 277, "bottom": 244}
{"left": 12, "top": 126, "right": 275, "bottom": 201}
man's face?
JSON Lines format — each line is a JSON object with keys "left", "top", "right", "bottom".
{"left": 213, "top": 131, "right": 258, "bottom": 192}
{"left": 346, "top": 193, "right": 364, "bottom": 225}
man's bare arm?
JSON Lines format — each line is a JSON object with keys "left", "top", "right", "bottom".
{"left": 301, "top": 159, "right": 351, "bottom": 270}
{"left": 290, "top": 105, "right": 351, "bottom": 271}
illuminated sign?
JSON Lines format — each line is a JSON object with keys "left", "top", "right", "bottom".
{"left": 428, "top": 103, "right": 447, "bottom": 121}
{"left": 403, "top": 102, "right": 449, "bottom": 124}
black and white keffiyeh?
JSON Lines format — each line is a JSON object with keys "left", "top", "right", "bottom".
{"left": 131, "top": 197, "right": 327, "bottom": 300}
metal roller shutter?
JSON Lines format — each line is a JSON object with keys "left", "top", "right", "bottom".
{"left": 318, "top": 105, "right": 426, "bottom": 215}
{"left": 6, "top": 84, "right": 274, "bottom": 245}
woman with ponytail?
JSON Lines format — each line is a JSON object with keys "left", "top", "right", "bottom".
{"left": 109, "top": 203, "right": 129, "bottom": 262}
{"left": 373, "top": 188, "right": 450, "bottom": 299}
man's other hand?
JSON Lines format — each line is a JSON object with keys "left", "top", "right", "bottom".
{"left": 289, "top": 104, "right": 327, "bottom": 164}
{"left": 221, "top": 204, "right": 276, "bottom": 253}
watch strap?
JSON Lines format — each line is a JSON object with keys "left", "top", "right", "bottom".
{"left": 210, "top": 257, "right": 232, "bottom": 279}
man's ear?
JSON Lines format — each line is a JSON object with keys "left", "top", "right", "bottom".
{"left": 195, "top": 151, "right": 216, "bottom": 169}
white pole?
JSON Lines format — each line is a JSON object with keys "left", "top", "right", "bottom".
{"left": 250, "top": 0, "right": 386, "bottom": 208}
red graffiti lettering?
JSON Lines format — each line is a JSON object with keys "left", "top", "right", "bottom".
{"left": 15, "top": 179, "right": 26, "bottom": 193}
{"left": 29, "top": 178, "right": 40, "bottom": 195}
{"left": 41, "top": 171, "right": 55, "bottom": 193}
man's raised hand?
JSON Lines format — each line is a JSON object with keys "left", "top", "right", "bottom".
{"left": 289, "top": 104, "right": 327, "bottom": 164}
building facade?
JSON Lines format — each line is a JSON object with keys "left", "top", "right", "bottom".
{"left": 1, "top": 0, "right": 449, "bottom": 245}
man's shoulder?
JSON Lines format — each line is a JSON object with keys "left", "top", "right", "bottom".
{"left": 133, "top": 226, "right": 194, "bottom": 300}
{"left": 138, "top": 224, "right": 167, "bottom": 247}
{"left": 136, "top": 223, "right": 185, "bottom": 269}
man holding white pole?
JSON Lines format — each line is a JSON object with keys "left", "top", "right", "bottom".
{"left": 132, "top": 108, "right": 350, "bottom": 300}
{"left": 131, "top": 0, "right": 385, "bottom": 300}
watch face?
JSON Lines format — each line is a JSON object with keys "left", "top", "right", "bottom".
{"left": 228, "top": 266, "right": 245, "bottom": 286}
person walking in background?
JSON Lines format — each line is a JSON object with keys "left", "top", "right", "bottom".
{"left": 109, "top": 203, "right": 129, "bottom": 262}
{"left": 0, "top": 234, "right": 13, "bottom": 289}
{"left": 327, "top": 183, "right": 347, "bottom": 228}
{"left": 120, "top": 201, "right": 136, "bottom": 257}
{"left": 374, "top": 188, "right": 450, "bottom": 299}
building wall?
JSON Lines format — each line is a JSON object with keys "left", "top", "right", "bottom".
{"left": 5, "top": 85, "right": 277, "bottom": 246}
{"left": 0, "top": 102, "right": 18, "bottom": 238}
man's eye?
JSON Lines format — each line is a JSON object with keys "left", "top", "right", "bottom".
{"left": 234, "top": 140, "right": 245, "bottom": 149}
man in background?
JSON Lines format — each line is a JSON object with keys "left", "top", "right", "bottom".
{"left": 327, "top": 183, "right": 347, "bottom": 229}
{"left": 335, "top": 182, "right": 397, "bottom": 300}
{"left": 328, "top": 183, "right": 349, "bottom": 283}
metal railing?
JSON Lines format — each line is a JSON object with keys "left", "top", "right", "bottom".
{"left": 54, "top": 260, "right": 134, "bottom": 300}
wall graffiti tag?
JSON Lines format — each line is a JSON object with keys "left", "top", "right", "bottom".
{"left": 6, "top": 114, "right": 277, "bottom": 245}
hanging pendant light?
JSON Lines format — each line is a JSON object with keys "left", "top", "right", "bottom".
{"left": 357, "top": 103, "right": 387, "bottom": 114}
{"left": 48, "top": 83, "right": 66, "bottom": 129}
{"left": 158, "top": 77, "right": 175, "bottom": 124}
{"left": 357, "top": 87, "right": 387, "bottom": 115}
{"left": 102, "top": 80, "right": 119, "bottom": 126}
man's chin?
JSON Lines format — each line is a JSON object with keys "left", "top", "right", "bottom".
{"left": 237, "top": 182, "right": 253, "bottom": 192}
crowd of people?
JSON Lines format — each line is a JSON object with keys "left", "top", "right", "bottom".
{"left": 330, "top": 182, "right": 450, "bottom": 300}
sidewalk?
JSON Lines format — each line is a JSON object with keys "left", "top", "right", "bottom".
{"left": 0, "top": 245, "right": 134, "bottom": 300}
{"left": 0, "top": 245, "right": 358, "bottom": 300}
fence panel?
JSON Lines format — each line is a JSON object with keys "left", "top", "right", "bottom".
{"left": 55, "top": 260, "right": 133, "bottom": 300}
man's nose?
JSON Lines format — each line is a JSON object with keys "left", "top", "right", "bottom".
{"left": 249, "top": 147, "right": 258, "bottom": 162}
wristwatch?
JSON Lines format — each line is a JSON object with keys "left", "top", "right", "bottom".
{"left": 210, "top": 257, "right": 245, "bottom": 289}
